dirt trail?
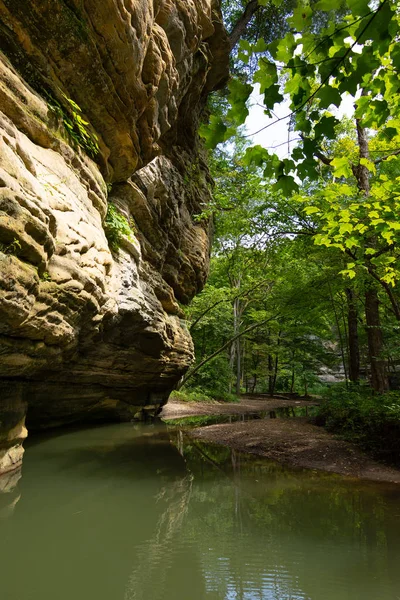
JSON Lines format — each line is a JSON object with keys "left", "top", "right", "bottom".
{"left": 162, "top": 396, "right": 400, "bottom": 483}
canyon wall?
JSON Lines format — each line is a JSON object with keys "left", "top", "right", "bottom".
{"left": 0, "top": 0, "right": 229, "bottom": 474}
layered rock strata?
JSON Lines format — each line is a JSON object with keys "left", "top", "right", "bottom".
{"left": 0, "top": 0, "right": 229, "bottom": 474}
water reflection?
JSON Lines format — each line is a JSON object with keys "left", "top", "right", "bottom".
{"left": 0, "top": 422, "right": 399, "bottom": 600}
{"left": 163, "top": 405, "right": 319, "bottom": 428}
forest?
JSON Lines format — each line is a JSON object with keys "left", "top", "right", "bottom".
{"left": 175, "top": 0, "right": 400, "bottom": 459}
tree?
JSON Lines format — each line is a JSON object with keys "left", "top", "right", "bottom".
{"left": 201, "top": 0, "right": 400, "bottom": 393}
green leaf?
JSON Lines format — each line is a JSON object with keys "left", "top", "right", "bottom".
{"left": 345, "top": 236, "right": 360, "bottom": 248}
{"left": 304, "top": 206, "right": 320, "bottom": 215}
{"left": 275, "top": 33, "right": 297, "bottom": 63}
{"left": 296, "top": 158, "right": 319, "bottom": 180}
{"left": 317, "top": 86, "right": 342, "bottom": 110}
{"left": 292, "top": 147, "right": 304, "bottom": 161}
{"left": 314, "top": 0, "right": 342, "bottom": 9}
{"left": 288, "top": 4, "right": 313, "bottom": 30}
{"left": 273, "top": 175, "right": 299, "bottom": 196}
{"left": 331, "top": 156, "right": 352, "bottom": 179}
{"left": 314, "top": 115, "right": 339, "bottom": 141}
{"left": 254, "top": 60, "right": 278, "bottom": 92}
{"left": 356, "top": 99, "right": 390, "bottom": 130}
{"left": 339, "top": 223, "right": 353, "bottom": 234}
{"left": 346, "top": 0, "right": 371, "bottom": 17}
{"left": 381, "top": 127, "right": 398, "bottom": 141}
{"left": 360, "top": 158, "right": 376, "bottom": 175}
{"left": 253, "top": 38, "right": 268, "bottom": 53}
{"left": 227, "top": 78, "right": 253, "bottom": 125}
{"left": 264, "top": 84, "right": 284, "bottom": 110}
{"left": 199, "top": 116, "right": 227, "bottom": 149}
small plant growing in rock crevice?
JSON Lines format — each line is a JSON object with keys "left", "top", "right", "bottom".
{"left": 40, "top": 271, "right": 51, "bottom": 281}
{"left": 46, "top": 91, "right": 99, "bottom": 158}
{"left": 0, "top": 238, "right": 22, "bottom": 256}
{"left": 104, "top": 203, "right": 134, "bottom": 252}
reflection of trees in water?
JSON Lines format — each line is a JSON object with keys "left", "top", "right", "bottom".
{"left": 171, "top": 437, "right": 400, "bottom": 600}
{"left": 123, "top": 428, "right": 400, "bottom": 600}
{"left": 124, "top": 471, "right": 193, "bottom": 600}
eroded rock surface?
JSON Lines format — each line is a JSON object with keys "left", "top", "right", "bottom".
{"left": 0, "top": 0, "right": 229, "bottom": 470}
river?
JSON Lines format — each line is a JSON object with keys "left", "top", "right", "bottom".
{"left": 1, "top": 421, "right": 400, "bottom": 600}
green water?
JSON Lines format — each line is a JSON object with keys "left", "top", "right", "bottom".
{"left": 1, "top": 422, "right": 400, "bottom": 600}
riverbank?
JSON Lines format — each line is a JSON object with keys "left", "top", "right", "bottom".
{"left": 162, "top": 396, "right": 400, "bottom": 483}
{"left": 161, "top": 395, "right": 317, "bottom": 419}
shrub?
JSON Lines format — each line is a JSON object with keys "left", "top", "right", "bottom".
{"left": 169, "top": 388, "right": 214, "bottom": 403}
{"left": 189, "top": 354, "right": 235, "bottom": 400}
{"left": 317, "top": 383, "right": 400, "bottom": 463}
{"left": 169, "top": 387, "right": 238, "bottom": 404}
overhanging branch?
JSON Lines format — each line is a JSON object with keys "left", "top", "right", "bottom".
{"left": 177, "top": 315, "right": 278, "bottom": 389}
{"left": 229, "top": 0, "right": 262, "bottom": 51}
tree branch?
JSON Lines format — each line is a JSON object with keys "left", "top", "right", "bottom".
{"left": 314, "top": 149, "right": 332, "bottom": 166}
{"left": 177, "top": 316, "right": 278, "bottom": 389}
{"left": 189, "top": 279, "right": 271, "bottom": 333}
{"left": 374, "top": 148, "right": 400, "bottom": 165}
{"left": 247, "top": 1, "right": 388, "bottom": 139}
{"left": 229, "top": 0, "right": 262, "bottom": 51}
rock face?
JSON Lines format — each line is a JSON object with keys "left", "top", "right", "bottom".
{"left": 0, "top": 0, "right": 229, "bottom": 473}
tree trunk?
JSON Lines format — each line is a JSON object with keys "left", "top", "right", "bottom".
{"left": 228, "top": 341, "right": 235, "bottom": 394}
{"left": 229, "top": 0, "right": 261, "bottom": 50}
{"left": 365, "top": 288, "right": 389, "bottom": 393}
{"left": 233, "top": 295, "right": 242, "bottom": 395}
{"left": 268, "top": 354, "right": 274, "bottom": 395}
{"left": 345, "top": 288, "right": 360, "bottom": 383}
{"left": 354, "top": 112, "right": 388, "bottom": 393}
{"left": 290, "top": 366, "right": 295, "bottom": 394}
{"left": 271, "top": 354, "right": 279, "bottom": 397}
{"left": 270, "top": 331, "right": 281, "bottom": 397}
{"left": 329, "top": 284, "right": 348, "bottom": 384}
{"left": 235, "top": 337, "right": 241, "bottom": 395}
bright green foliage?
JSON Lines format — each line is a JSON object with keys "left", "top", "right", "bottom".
{"left": 293, "top": 126, "right": 400, "bottom": 286}
{"left": 206, "top": 0, "right": 400, "bottom": 190}
{"left": 47, "top": 92, "right": 99, "bottom": 158}
{"left": 104, "top": 203, "right": 134, "bottom": 252}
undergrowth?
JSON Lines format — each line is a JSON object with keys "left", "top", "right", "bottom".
{"left": 170, "top": 388, "right": 238, "bottom": 403}
{"left": 317, "top": 383, "right": 400, "bottom": 464}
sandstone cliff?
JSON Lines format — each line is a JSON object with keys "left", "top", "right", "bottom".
{"left": 0, "top": 0, "right": 229, "bottom": 475}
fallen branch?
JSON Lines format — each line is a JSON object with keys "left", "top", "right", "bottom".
{"left": 189, "top": 279, "right": 271, "bottom": 333}
{"left": 178, "top": 316, "right": 278, "bottom": 389}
